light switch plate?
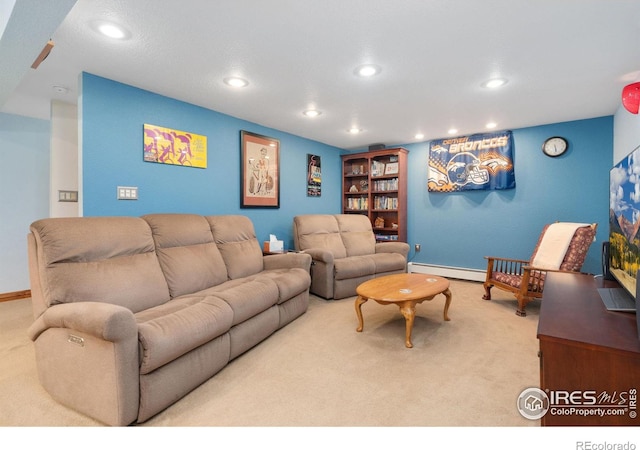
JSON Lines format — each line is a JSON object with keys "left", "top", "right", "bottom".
{"left": 58, "top": 190, "right": 78, "bottom": 202}
{"left": 117, "top": 186, "right": 138, "bottom": 200}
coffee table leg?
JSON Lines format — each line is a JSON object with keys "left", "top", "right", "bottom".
{"left": 355, "top": 296, "right": 368, "bottom": 332}
{"left": 399, "top": 302, "right": 416, "bottom": 348}
{"left": 442, "top": 288, "right": 452, "bottom": 321}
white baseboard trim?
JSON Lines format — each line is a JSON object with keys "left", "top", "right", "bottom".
{"left": 408, "top": 262, "right": 486, "bottom": 282}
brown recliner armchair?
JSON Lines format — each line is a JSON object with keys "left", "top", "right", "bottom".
{"left": 293, "top": 214, "right": 410, "bottom": 299}
{"left": 483, "top": 222, "right": 597, "bottom": 316}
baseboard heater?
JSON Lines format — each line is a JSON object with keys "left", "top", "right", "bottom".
{"left": 408, "top": 262, "right": 486, "bottom": 282}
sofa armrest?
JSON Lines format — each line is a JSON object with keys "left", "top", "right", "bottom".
{"left": 27, "top": 301, "right": 140, "bottom": 426}
{"left": 296, "top": 248, "right": 335, "bottom": 298}
{"left": 298, "top": 248, "right": 335, "bottom": 264}
{"left": 28, "top": 302, "right": 137, "bottom": 342}
{"left": 263, "top": 252, "right": 312, "bottom": 271}
{"left": 375, "top": 241, "right": 410, "bottom": 258}
{"left": 484, "top": 256, "right": 530, "bottom": 280}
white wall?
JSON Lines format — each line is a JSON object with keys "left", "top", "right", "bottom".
{"left": 613, "top": 103, "right": 640, "bottom": 163}
{"left": 0, "top": 102, "right": 77, "bottom": 295}
{"left": 0, "top": 112, "right": 49, "bottom": 293}
{"left": 50, "top": 101, "right": 78, "bottom": 217}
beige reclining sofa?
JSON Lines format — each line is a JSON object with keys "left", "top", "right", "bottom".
{"left": 27, "top": 213, "right": 312, "bottom": 426}
{"left": 293, "top": 214, "right": 409, "bottom": 299}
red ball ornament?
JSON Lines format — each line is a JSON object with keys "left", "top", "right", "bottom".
{"left": 622, "top": 82, "right": 640, "bottom": 114}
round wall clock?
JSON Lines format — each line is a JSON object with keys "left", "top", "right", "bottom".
{"left": 542, "top": 136, "right": 568, "bottom": 157}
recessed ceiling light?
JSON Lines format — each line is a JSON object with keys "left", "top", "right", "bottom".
{"left": 448, "top": 128, "right": 458, "bottom": 135}
{"left": 303, "top": 109, "right": 322, "bottom": 118}
{"left": 486, "top": 122, "right": 497, "bottom": 129}
{"left": 355, "top": 64, "right": 381, "bottom": 77}
{"left": 224, "top": 77, "right": 249, "bottom": 88}
{"left": 482, "top": 78, "right": 508, "bottom": 89}
{"left": 52, "top": 85, "right": 68, "bottom": 94}
{"left": 348, "top": 127, "right": 362, "bottom": 134}
{"left": 414, "top": 133, "right": 424, "bottom": 140}
{"left": 91, "top": 21, "right": 130, "bottom": 40}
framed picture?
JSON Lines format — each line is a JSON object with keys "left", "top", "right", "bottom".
{"left": 307, "top": 154, "right": 321, "bottom": 196}
{"left": 240, "top": 130, "right": 280, "bottom": 208}
{"left": 143, "top": 124, "right": 207, "bottom": 168}
{"left": 384, "top": 162, "right": 399, "bottom": 175}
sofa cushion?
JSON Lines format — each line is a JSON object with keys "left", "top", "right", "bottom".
{"left": 334, "top": 256, "right": 376, "bottom": 280}
{"left": 211, "top": 278, "right": 280, "bottom": 326}
{"left": 371, "top": 252, "right": 408, "bottom": 273}
{"left": 257, "top": 268, "right": 312, "bottom": 304}
{"left": 197, "top": 268, "right": 309, "bottom": 306}
{"left": 207, "top": 215, "right": 264, "bottom": 279}
{"left": 293, "top": 215, "right": 347, "bottom": 259}
{"left": 335, "top": 214, "right": 376, "bottom": 257}
{"left": 30, "top": 217, "right": 170, "bottom": 314}
{"left": 136, "top": 294, "right": 233, "bottom": 374}
{"left": 493, "top": 272, "right": 545, "bottom": 292}
{"left": 143, "top": 214, "right": 228, "bottom": 298}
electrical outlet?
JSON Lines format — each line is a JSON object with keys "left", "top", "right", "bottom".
{"left": 414, "top": 244, "right": 421, "bottom": 253}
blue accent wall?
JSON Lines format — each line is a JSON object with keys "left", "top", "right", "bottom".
{"left": 81, "top": 73, "right": 342, "bottom": 249}
{"left": 401, "top": 116, "right": 612, "bottom": 275}
{"left": 82, "top": 72, "right": 611, "bottom": 276}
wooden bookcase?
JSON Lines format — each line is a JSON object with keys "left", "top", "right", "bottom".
{"left": 341, "top": 147, "right": 408, "bottom": 243}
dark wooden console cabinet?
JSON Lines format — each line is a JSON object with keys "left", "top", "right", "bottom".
{"left": 537, "top": 272, "right": 640, "bottom": 426}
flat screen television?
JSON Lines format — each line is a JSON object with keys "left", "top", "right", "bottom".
{"left": 608, "top": 144, "right": 640, "bottom": 301}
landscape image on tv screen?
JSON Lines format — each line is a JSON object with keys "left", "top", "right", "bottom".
{"left": 609, "top": 144, "right": 640, "bottom": 299}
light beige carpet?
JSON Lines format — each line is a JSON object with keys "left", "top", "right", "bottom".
{"left": 0, "top": 279, "right": 541, "bottom": 427}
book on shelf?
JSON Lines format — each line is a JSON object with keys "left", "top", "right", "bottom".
{"left": 373, "top": 196, "right": 398, "bottom": 210}
{"left": 371, "top": 161, "right": 386, "bottom": 177}
{"left": 373, "top": 178, "right": 398, "bottom": 191}
{"left": 375, "top": 234, "right": 399, "bottom": 241}
{"left": 347, "top": 197, "right": 368, "bottom": 210}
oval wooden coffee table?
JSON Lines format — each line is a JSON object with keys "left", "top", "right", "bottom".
{"left": 355, "top": 273, "right": 452, "bottom": 348}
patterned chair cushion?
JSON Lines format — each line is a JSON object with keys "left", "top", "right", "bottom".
{"left": 558, "top": 226, "right": 596, "bottom": 272}
{"left": 493, "top": 272, "right": 545, "bottom": 292}
{"left": 493, "top": 272, "right": 522, "bottom": 288}
{"left": 529, "top": 224, "right": 595, "bottom": 272}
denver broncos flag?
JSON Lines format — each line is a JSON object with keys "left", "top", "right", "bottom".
{"left": 428, "top": 130, "right": 515, "bottom": 192}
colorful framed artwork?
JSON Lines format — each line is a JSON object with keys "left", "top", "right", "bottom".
{"left": 240, "top": 130, "right": 280, "bottom": 208}
{"left": 143, "top": 124, "right": 207, "bottom": 168}
{"left": 307, "top": 154, "right": 321, "bottom": 196}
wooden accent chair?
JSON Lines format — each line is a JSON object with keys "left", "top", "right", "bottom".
{"left": 483, "top": 222, "right": 597, "bottom": 316}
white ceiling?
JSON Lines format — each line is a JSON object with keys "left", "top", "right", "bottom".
{"left": 2, "top": 0, "right": 640, "bottom": 150}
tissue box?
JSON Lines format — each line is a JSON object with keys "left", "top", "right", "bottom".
{"left": 263, "top": 240, "right": 284, "bottom": 253}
